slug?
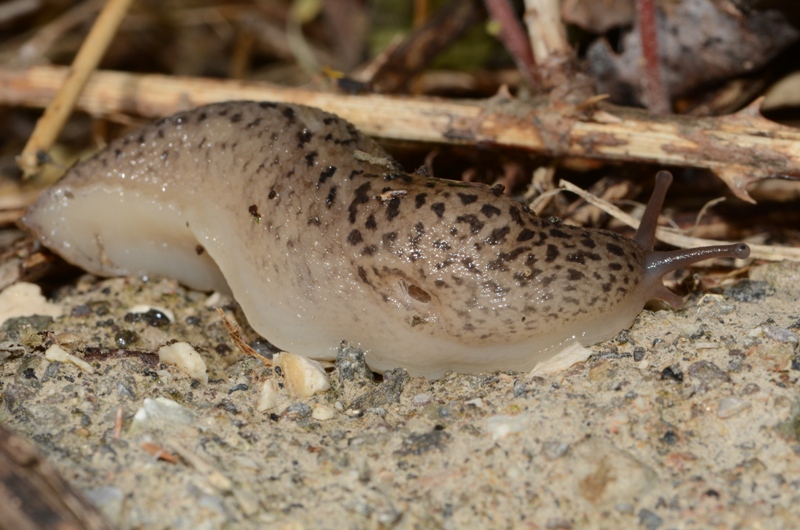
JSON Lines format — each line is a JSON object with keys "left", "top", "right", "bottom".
{"left": 21, "top": 101, "right": 750, "bottom": 378}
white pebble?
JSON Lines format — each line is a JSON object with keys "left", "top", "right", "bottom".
{"left": 158, "top": 342, "right": 208, "bottom": 383}
{"left": 717, "top": 397, "right": 750, "bottom": 419}
{"left": 312, "top": 405, "right": 335, "bottom": 421}
{"left": 257, "top": 380, "right": 279, "bottom": 412}
{"left": 130, "top": 397, "right": 195, "bottom": 433}
{"left": 464, "top": 397, "right": 484, "bottom": 408}
{"left": 45, "top": 344, "right": 94, "bottom": 374}
{"left": 0, "top": 282, "right": 63, "bottom": 326}
{"left": 275, "top": 352, "right": 331, "bottom": 397}
{"left": 530, "top": 342, "right": 592, "bottom": 375}
{"left": 412, "top": 392, "right": 432, "bottom": 406}
{"left": 487, "top": 414, "right": 527, "bottom": 441}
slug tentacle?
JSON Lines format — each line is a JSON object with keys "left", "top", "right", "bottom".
{"left": 634, "top": 170, "right": 673, "bottom": 252}
{"left": 20, "top": 101, "right": 752, "bottom": 378}
{"left": 634, "top": 172, "right": 751, "bottom": 309}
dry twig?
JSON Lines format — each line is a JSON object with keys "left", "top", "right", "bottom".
{"left": 17, "top": 0, "right": 133, "bottom": 177}
{"left": 558, "top": 179, "right": 800, "bottom": 262}
{"left": 215, "top": 307, "right": 272, "bottom": 366}
{"left": 1, "top": 66, "right": 798, "bottom": 202}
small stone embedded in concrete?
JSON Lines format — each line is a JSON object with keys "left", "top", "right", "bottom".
{"left": 717, "top": 397, "right": 750, "bottom": 419}
{"left": 257, "top": 379, "right": 279, "bottom": 412}
{"left": 45, "top": 344, "right": 94, "bottom": 374}
{"left": 275, "top": 351, "right": 331, "bottom": 398}
{"left": 687, "top": 360, "right": 731, "bottom": 394}
{"left": 487, "top": 414, "right": 527, "bottom": 441}
{"left": 127, "top": 304, "right": 175, "bottom": 324}
{"left": 130, "top": 397, "right": 195, "bottom": 433}
{"left": 349, "top": 367, "right": 409, "bottom": 410}
{"left": 411, "top": 392, "right": 432, "bottom": 406}
{"left": 530, "top": 342, "right": 592, "bottom": 375}
{"left": 158, "top": 342, "right": 208, "bottom": 383}
{"left": 0, "top": 282, "right": 63, "bottom": 326}
{"left": 312, "top": 404, "right": 335, "bottom": 420}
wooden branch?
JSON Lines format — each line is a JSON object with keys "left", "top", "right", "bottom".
{"left": 1, "top": 65, "right": 799, "bottom": 202}
{"left": 0, "top": 423, "right": 116, "bottom": 530}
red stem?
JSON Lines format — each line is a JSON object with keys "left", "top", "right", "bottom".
{"left": 637, "top": 0, "right": 670, "bottom": 113}
{"left": 483, "top": 0, "right": 537, "bottom": 88}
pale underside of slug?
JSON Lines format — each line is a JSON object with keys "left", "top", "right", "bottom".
{"left": 21, "top": 101, "right": 750, "bottom": 378}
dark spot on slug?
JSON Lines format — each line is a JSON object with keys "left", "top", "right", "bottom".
{"left": 305, "top": 151, "right": 318, "bottom": 167}
{"left": 457, "top": 193, "right": 479, "bottom": 205}
{"left": 248, "top": 204, "right": 262, "bottom": 221}
{"left": 365, "top": 214, "right": 377, "bottom": 230}
{"left": 386, "top": 197, "right": 401, "bottom": 221}
{"left": 415, "top": 193, "right": 428, "bottom": 208}
{"left": 567, "top": 269, "right": 584, "bottom": 281}
{"left": 230, "top": 113, "right": 242, "bottom": 123}
{"left": 517, "top": 229, "right": 536, "bottom": 242}
{"left": 431, "top": 202, "right": 446, "bottom": 218}
{"left": 486, "top": 226, "right": 510, "bottom": 245}
{"left": 197, "top": 112, "right": 207, "bottom": 122}
{"left": 326, "top": 186, "right": 337, "bottom": 207}
{"left": 609, "top": 262, "right": 623, "bottom": 271}
{"left": 282, "top": 107, "right": 295, "bottom": 122}
{"left": 297, "top": 128, "right": 313, "bottom": 146}
{"left": 407, "top": 284, "right": 432, "bottom": 303}
{"left": 606, "top": 243, "right": 625, "bottom": 256}
{"left": 456, "top": 214, "right": 484, "bottom": 234}
{"left": 509, "top": 206, "right": 525, "bottom": 226}
{"left": 357, "top": 266, "right": 371, "bottom": 285}
{"left": 549, "top": 228, "right": 570, "bottom": 239}
{"left": 545, "top": 244, "right": 559, "bottom": 263}
{"left": 348, "top": 182, "right": 372, "bottom": 223}
{"left": 268, "top": 190, "right": 277, "bottom": 199}
{"left": 318, "top": 166, "right": 337, "bottom": 186}
{"left": 382, "top": 232, "right": 398, "bottom": 245}
{"left": 480, "top": 204, "right": 502, "bottom": 218}
{"left": 347, "top": 229, "right": 363, "bottom": 245}
{"left": 195, "top": 245, "right": 205, "bottom": 255}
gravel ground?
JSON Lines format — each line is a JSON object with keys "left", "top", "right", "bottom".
{"left": 1, "top": 260, "right": 799, "bottom": 530}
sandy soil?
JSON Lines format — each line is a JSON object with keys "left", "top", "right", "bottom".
{"left": 1, "top": 260, "right": 799, "bottom": 529}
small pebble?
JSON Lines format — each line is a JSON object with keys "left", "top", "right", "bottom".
{"left": 312, "top": 404, "right": 335, "bottom": 421}
{"left": 487, "top": 414, "right": 526, "bottom": 441}
{"left": 126, "top": 305, "right": 174, "bottom": 327}
{"left": 283, "top": 402, "right": 313, "bottom": 420}
{"left": 275, "top": 351, "right": 331, "bottom": 398}
{"left": 412, "top": 392, "right": 432, "bottom": 406}
{"left": 45, "top": 344, "right": 94, "bottom": 374}
{"left": 717, "top": 397, "right": 750, "bottom": 419}
{"left": 158, "top": 342, "right": 208, "bottom": 383}
{"left": 130, "top": 397, "right": 194, "bottom": 432}
{"left": 257, "top": 380, "right": 279, "bottom": 412}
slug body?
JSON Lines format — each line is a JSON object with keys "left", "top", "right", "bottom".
{"left": 22, "top": 101, "right": 750, "bottom": 378}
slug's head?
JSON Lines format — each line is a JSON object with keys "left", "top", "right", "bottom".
{"left": 633, "top": 171, "right": 750, "bottom": 309}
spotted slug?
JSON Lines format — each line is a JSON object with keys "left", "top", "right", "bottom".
{"left": 21, "top": 101, "right": 750, "bottom": 378}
